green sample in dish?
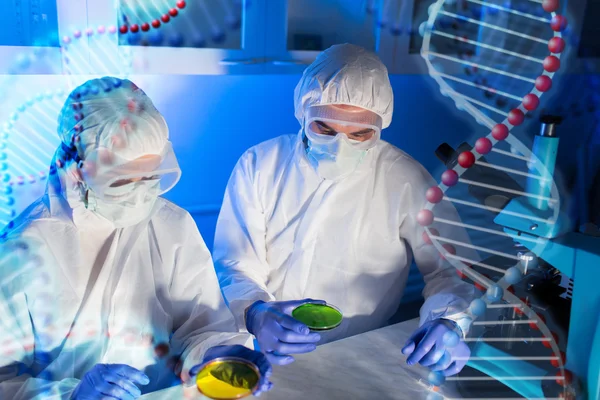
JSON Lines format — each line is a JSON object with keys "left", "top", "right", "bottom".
{"left": 292, "top": 303, "right": 343, "bottom": 331}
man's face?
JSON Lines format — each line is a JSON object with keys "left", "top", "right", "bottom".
{"left": 308, "top": 105, "right": 378, "bottom": 142}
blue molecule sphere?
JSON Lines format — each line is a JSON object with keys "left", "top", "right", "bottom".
{"left": 426, "top": 393, "right": 443, "bottom": 400}
{"left": 17, "top": 104, "right": 26, "bottom": 112}
{"left": 470, "top": 298, "right": 487, "bottom": 316}
{"left": 127, "top": 32, "right": 142, "bottom": 45}
{"left": 226, "top": 15, "right": 241, "bottom": 30}
{"left": 4, "top": 186, "right": 12, "bottom": 195}
{"left": 428, "top": 371, "right": 446, "bottom": 386}
{"left": 6, "top": 197, "right": 15, "bottom": 206}
{"left": 212, "top": 30, "right": 226, "bottom": 43}
{"left": 390, "top": 24, "right": 403, "bottom": 36}
{"left": 2, "top": 174, "right": 10, "bottom": 183}
{"left": 0, "top": 162, "right": 7, "bottom": 171}
{"left": 148, "top": 31, "right": 164, "bottom": 46}
{"left": 169, "top": 33, "right": 185, "bottom": 47}
{"left": 486, "top": 284, "right": 503, "bottom": 302}
{"left": 192, "top": 34, "right": 206, "bottom": 48}
{"left": 443, "top": 330, "right": 460, "bottom": 348}
{"left": 504, "top": 267, "right": 523, "bottom": 285}
{"left": 0, "top": 153, "right": 7, "bottom": 160}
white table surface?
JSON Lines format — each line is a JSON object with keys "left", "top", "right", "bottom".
{"left": 140, "top": 318, "right": 462, "bottom": 400}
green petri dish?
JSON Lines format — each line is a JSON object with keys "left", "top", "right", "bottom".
{"left": 195, "top": 357, "right": 260, "bottom": 400}
{"left": 292, "top": 303, "right": 343, "bottom": 331}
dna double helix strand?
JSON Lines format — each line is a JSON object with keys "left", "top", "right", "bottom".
{"left": 118, "top": 0, "right": 243, "bottom": 47}
{"left": 60, "top": 24, "right": 134, "bottom": 88}
{"left": 416, "top": 0, "right": 578, "bottom": 399}
{"left": 0, "top": 21, "right": 138, "bottom": 231}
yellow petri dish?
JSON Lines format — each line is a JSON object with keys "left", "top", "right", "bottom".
{"left": 195, "top": 357, "right": 260, "bottom": 400}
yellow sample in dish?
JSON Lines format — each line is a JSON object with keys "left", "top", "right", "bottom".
{"left": 196, "top": 359, "right": 260, "bottom": 400}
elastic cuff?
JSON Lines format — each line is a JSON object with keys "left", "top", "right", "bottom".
{"left": 245, "top": 300, "right": 266, "bottom": 335}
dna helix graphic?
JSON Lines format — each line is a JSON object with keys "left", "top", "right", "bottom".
{"left": 416, "top": 0, "right": 579, "bottom": 399}
{"left": 118, "top": 0, "right": 244, "bottom": 47}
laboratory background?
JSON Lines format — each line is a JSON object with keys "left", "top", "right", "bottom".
{"left": 1, "top": 0, "right": 600, "bottom": 399}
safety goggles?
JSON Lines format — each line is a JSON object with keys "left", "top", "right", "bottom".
{"left": 79, "top": 141, "right": 181, "bottom": 200}
{"left": 304, "top": 105, "right": 382, "bottom": 150}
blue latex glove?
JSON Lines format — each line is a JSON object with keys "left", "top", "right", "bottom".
{"left": 190, "top": 345, "right": 273, "bottom": 397}
{"left": 246, "top": 299, "right": 325, "bottom": 365}
{"left": 401, "top": 319, "right": 470, "bottom": 376}
{"left": 71, "top": 364, "right": 150, "bottom": 400}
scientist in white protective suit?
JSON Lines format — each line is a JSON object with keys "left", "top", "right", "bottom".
{"left": 0, "top": 77, "right": 272, "bottom": 399}
{"left": 214, "top": 44, "right": 478, "bottom": 376}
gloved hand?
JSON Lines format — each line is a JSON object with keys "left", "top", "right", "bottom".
{"left": 246, "top": 299, "right": 325, "bottom": 365}
{"left": 190, "top": 345, "right": 273, "bottom": 397}
{"left": 71, "top": 364, "right": 150, "bottom": 400}
{"left": 401, "top": 319, "right": 470, "bottom": 376}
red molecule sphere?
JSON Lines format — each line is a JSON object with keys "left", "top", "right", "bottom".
{"left": 154, "top": 343, "right": 170, "bottom": 358}
{"left": 426, "top": 186, "right": 444, "bottom": 204}
{"left": 551, "top": 351, "right": 566, "bottom": 368}
{"left": 475, "top": 137, "right": 493, "bottom": 154}
{"left": 508, "top": 108, "right": 525, "bottom": 126}
{"left": 442, "top": 169, "right": 459, "bottom": 186}
{"left": 169, "top": 8, "right": 179, "bottom": 17}
{"left": 542, "top": 0, "right": 559, "bottom": 12}
{"left": 152, "top": 19, "right": 161, "bottom": 28}
{"left": 422, "top": 228, "right": 439, "bottom": 245}
{"left": 544, "top": 55, "right": 561, "bottom": 72}
{"left": 130, "top": 24, "right": 140, "bottom": 33}
{"left": 529, "top": 314, "right": 546, "bottom": 330}
{"left": 551, "top": 15, "right": 568, "bottom": 32}
{"left": 177, "top": 0, "right": 187, "bottom": 8}
{"left": 536, "top": 75, "right": 553, "bottom": 92}
{"left": 119, "top": 25, "right": 128, "bottom": 34}
{"left": 492, "top": 124, "right": 509, "bottom": 140}
{"left": 542, "top": 332, "right": 560, "bottom": 348}
{"left": 523, "top": 94, "right": 540, "bottom": 111}
{"left": 417, "top": 210, "right": 434, "bottom": 226}
{"left": 161, "top": 14, "right": 171, "bottom": 23}
{"left": 458, "top": 151, "right": 476, "bottom": 168}
{"left": 457, "top": 269, "right": 467, "bottom": 279}
{"left": 548, "top": 37, "right": 566, "bottom": 54}
{"left": 141, "top": 23, "right": 150, "bottom": 32}
{"left": 556, "top": 369, "right": 573, "bottom": 386}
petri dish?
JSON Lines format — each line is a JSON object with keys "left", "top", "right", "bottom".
{"left": 292, "top": 303, "right": 343, "bottom": 331}
{"left": 195, "top": 357, "right": 260, "bottom": 400}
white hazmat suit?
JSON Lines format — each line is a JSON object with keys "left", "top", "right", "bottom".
{"left": 214, "top": 44, "right": 477, "bottom": 343}
{"left": 0, "top": 78, "right": 251, "bottom": 399}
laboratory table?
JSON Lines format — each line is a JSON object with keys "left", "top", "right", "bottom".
{"left": 141, "top": 318, "right": 462, "bottom": 400}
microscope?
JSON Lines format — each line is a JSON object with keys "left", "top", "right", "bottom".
{"left": 435, "top": 116, "right": 600, "bottom": 399}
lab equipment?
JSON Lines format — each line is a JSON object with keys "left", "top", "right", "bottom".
{"left": 493, "top": 118, "right": 600, "bottom": 399}
{"left": 214, "top": 44, "right": 478, "bottom": 351}
{"left": 190, "top": 344, "right": 272, "bottom": 399}
{"left": 245, "top": 300, "right": 324, "bottom": 365}
{"left": 71, "top": 364, "right": 150, "bottom": 400}
{"left": 195, "top": 359, "right": 259, "bottom": 400}
{"left": 291, "top": 303, "right": 343, "bottom": 331}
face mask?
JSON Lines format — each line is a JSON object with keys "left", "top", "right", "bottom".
{"left": 85, "top": 179, "right": 160, "bottom": 228}
{"left": 304, "top": 127, "right": 375, "bottom": 180}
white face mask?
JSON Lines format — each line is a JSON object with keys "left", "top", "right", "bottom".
{"left": 304, "top": 127, "right": 377, "bottom": 180}
{"left": 85, "top": 179, "right": 160, "bottom": 228}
